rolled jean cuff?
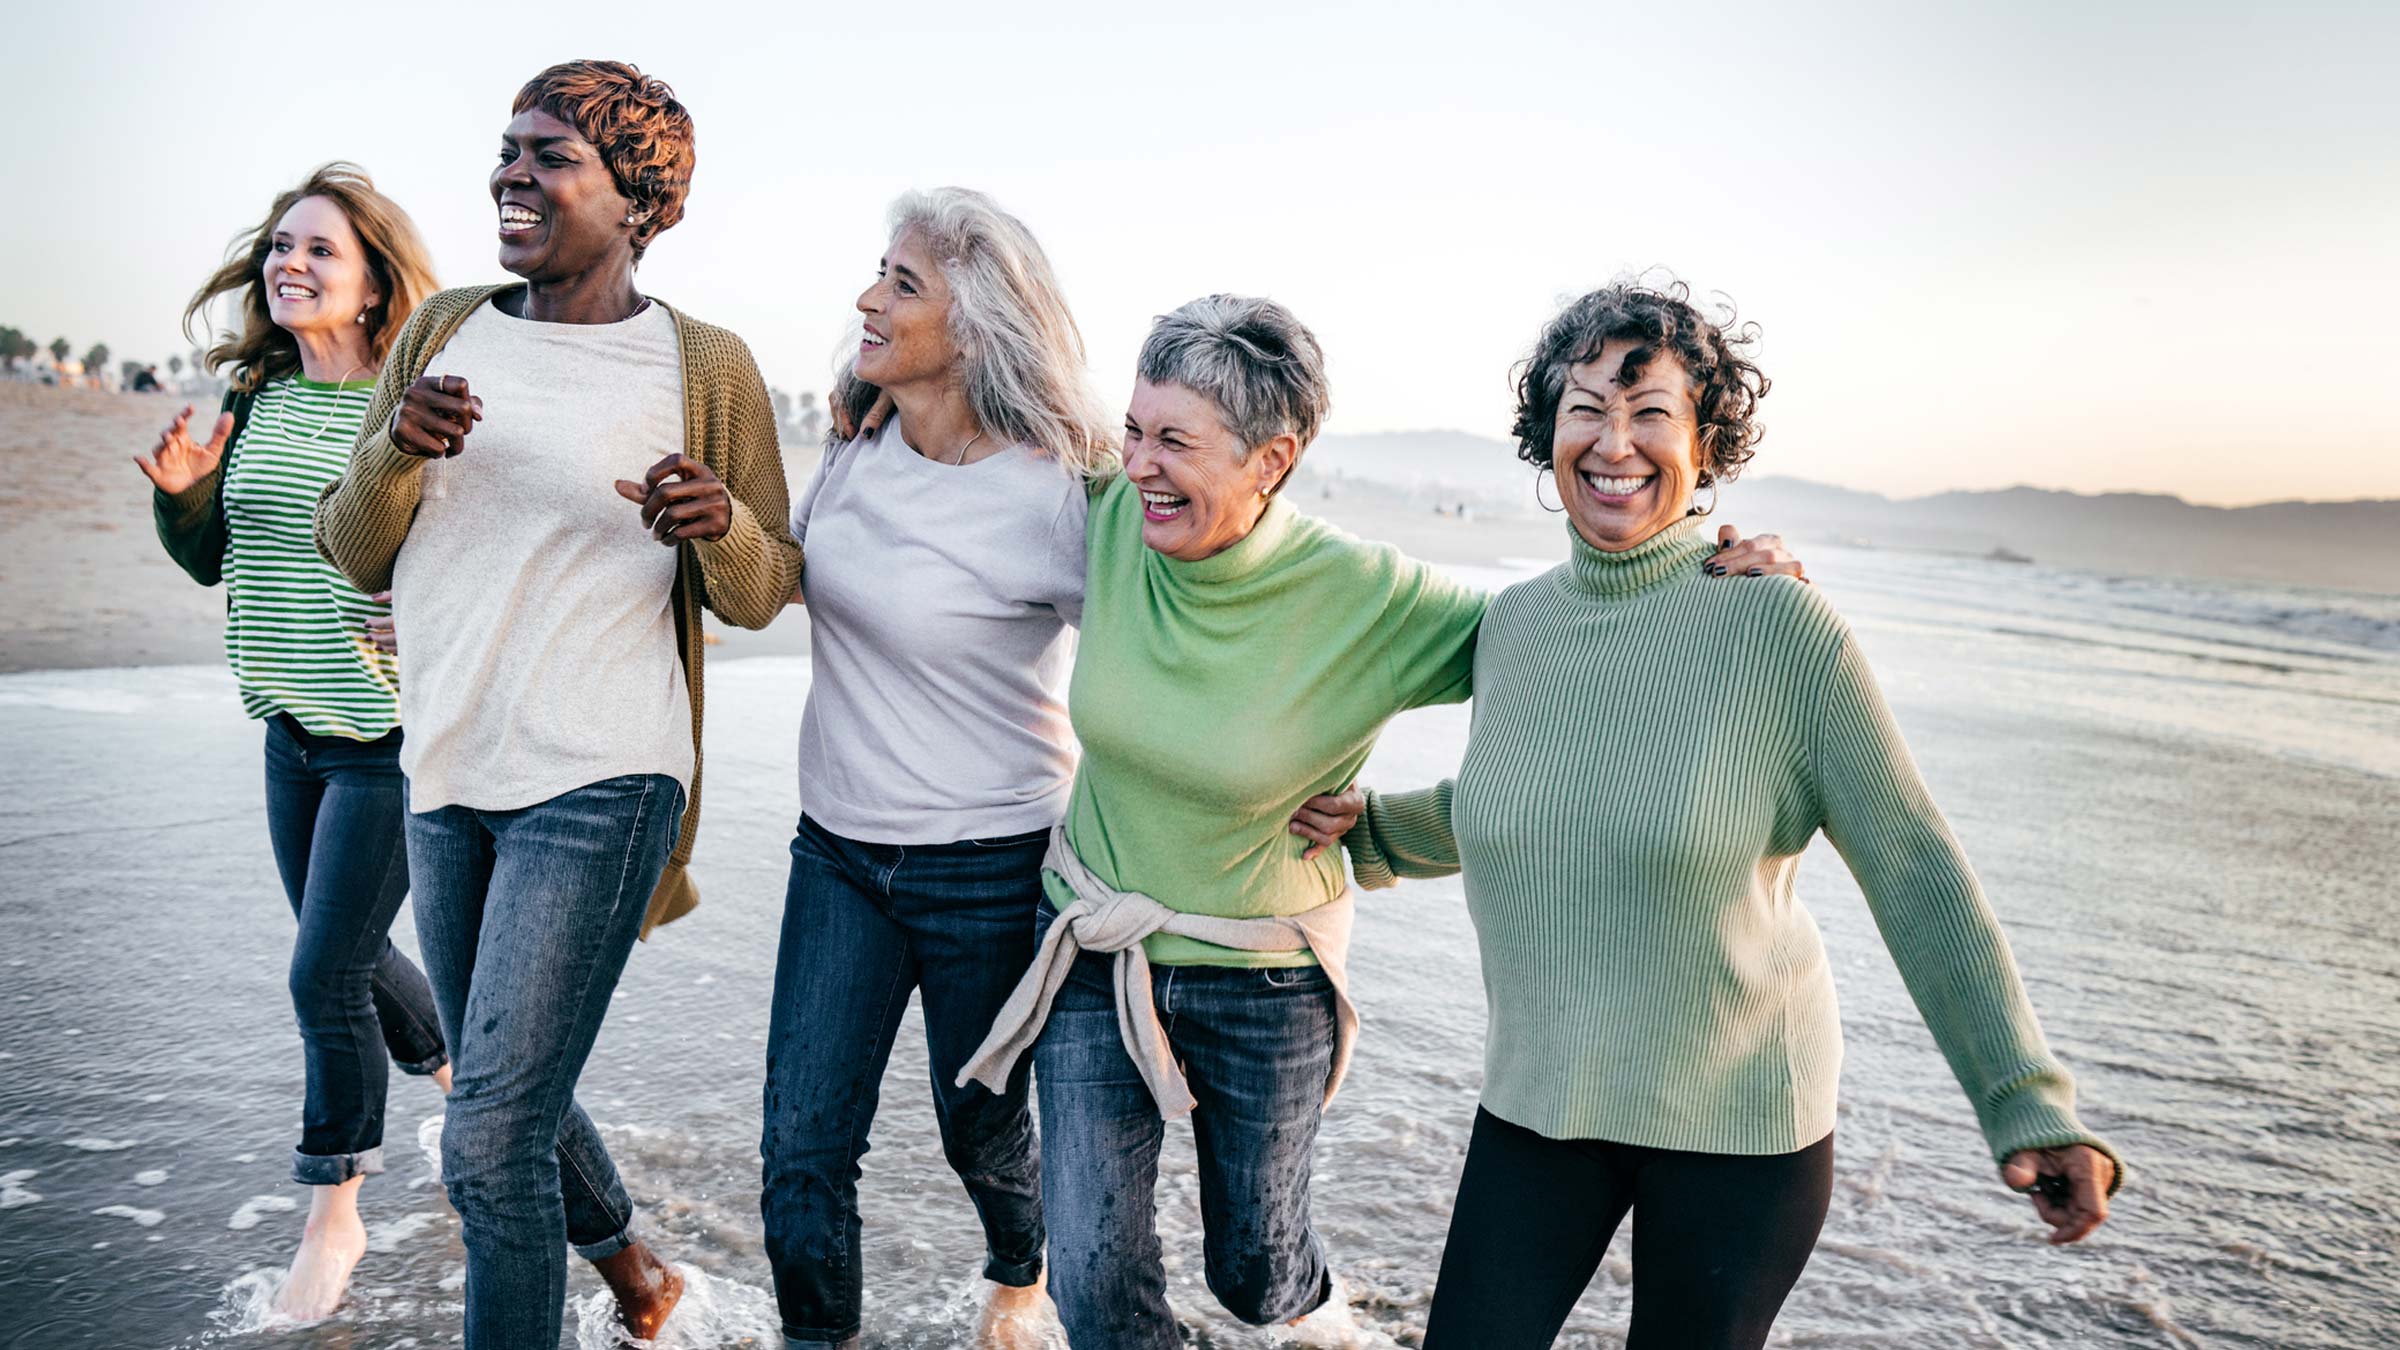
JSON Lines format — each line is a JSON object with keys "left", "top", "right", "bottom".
{"left": 984, "top": 1249, "right": 1044, "bottom": 1288}
{"left": 291, "top": 1145, "right": 385, "bottom": 1186}
{"left": 393, "top": 1049, "right": 450, "bottom": 1076}
{"left": 571, "top": 1222, "right": 637, "bottom": 1262}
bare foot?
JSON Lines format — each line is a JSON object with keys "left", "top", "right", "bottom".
{"left": 273, "top": 1203, "right": 368, "bottom": 1321}
{"left": 592, "top": 1240, "right": 685, "bottom": 1340}
{"left": 978, "top": 1271, "right": 1060, "bottom": 1349}
{"left": 1283, "top": 1273, "right": 1370, "bottom": 1348}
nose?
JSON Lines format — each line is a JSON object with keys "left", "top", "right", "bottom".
{"left": 855, "top": 280, "right": 882, "bottom": 316}
{"left": 1587, "top": 415, "right": 1638, "bottom": 464}
{"left": 1123, "top": 441, "right": 1157, "bottom": 480}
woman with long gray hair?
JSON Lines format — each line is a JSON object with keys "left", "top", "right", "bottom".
{"left": 761, "top": 187, "right": 1116, "bottom": 1350}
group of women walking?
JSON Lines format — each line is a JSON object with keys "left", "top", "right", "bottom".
{"left": 141, "top": 57, "right": 2122, "bottom": 1350}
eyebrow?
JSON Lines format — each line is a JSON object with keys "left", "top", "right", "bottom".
{"left": 1566, "top": 379, "right": 1683, "bottom": 402}
{"left": 500, "top": 133, "right": 578, "bottom": 150}
{"left": 270, "top": 231, "right": 339, "bottom": 246}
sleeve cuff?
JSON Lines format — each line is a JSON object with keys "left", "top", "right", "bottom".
{"left": 1982, "top": 1077, "right": 2126, "bottom": 1196}
{"left": 157, "top": 469, "right": 219, "bottom": 524}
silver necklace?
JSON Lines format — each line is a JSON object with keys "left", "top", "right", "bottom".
{"left": 272, "top": 363, "right": 366, "bottom": 442}
{"left": 950, "top": 430, "right": 986, "bottom": 465}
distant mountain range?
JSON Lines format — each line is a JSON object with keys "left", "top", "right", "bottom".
{"left": 1306, "top": 430, "right": 2400, "bottom": 593}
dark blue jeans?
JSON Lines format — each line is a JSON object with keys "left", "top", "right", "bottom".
{"left": 261, "top": 714, "right": 447, "bottom": 1186}
{"left": 404, "top": 772, "right": 684, "bottom": 1350}
{"left": 1031, "top": 904, "right": 1337, "bottom": 1350}
{"left": 761, "top": 815, "right": 1047, "bottom": 1349}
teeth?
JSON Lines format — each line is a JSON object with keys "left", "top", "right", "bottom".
{"left": 499, "top": 205, "right": 541, "bottom": 223}
{"left": 861, "top": 333, "right": 885, "bottom": 346}
{"left": 1582, "top": 472, "right": 1653, "bottom": 498}
{"left": 276, "top": 285, "right": 316, "bottom": 299}
{"left": 1140, "top": 490, "right": 1190, "bottom": 517}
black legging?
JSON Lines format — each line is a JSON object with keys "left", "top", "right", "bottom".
{"left": 1423, "top": 1108, "right": 1834, "bottom": 1350}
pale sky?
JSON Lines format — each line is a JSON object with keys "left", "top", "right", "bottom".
{"left": 7, "top": 0, "right": 2394, "bottom": 505}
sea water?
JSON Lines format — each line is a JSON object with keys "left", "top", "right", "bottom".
{"left": 1, "top": 545, "right": 2393, "bottom": 1347}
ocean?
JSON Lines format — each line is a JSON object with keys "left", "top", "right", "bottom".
{"left": 1, "top": 541, "right": 2393, "bottom": 1348}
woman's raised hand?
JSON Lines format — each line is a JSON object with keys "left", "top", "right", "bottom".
{"left": 1290, "top": 784, "right": 1367, "bottom": 861}
{"left": 1707, "top": 524, "right": 1807, "bottom": 581}
{"left": 615, "top": 453, "right": 731, "bottom": 545}
{"left": 392, "top": 374, "right": 483, "bottom": 459}
{"left": 135, "top": 404, "right": 234, "bottom": 495}
{"left": 2001, "top": 1144, "right": 2114, "bottom": 1244}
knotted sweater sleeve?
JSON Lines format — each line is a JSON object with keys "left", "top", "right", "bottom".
{"left": 1812, "top": 629, "right": 2123, "bottom": 1187}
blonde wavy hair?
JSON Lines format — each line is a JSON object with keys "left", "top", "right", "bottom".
{"left": 183, "top": 162, "right": 439, "bottom": 393}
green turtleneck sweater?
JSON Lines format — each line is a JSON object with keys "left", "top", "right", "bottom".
{"left": 1347, "top": 519, "right": 2120, "bottom": 1177}
{"left": 1050, "top": 476, "right": 1487, "bottom": 967}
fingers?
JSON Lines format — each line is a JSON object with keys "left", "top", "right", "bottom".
{"left": 1717, "top": 522, "right": 1741, "bottom": 549}
{"left": 133, "top": 454, "right": 166, "bottom": 488}
{"left": 642, "top": 452, "right": 710, "bottom": 490}
{"left": 204, "top": 410, "right": 236, "bottom": 454}
{"left": 861, "top": 390, "right": 896, "bottom": 437}
{"left": 2004, "top": 1148, "right": 2111, "bottom": 1245}
{"left": 396, "top": 375, "right": 482, "bottom": 457}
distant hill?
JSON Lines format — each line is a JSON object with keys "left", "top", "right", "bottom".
{"left": 1306, "top": 429, "right": 2400, "bottom": 593}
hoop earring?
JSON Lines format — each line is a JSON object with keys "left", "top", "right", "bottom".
{"left": 1535, "top": 468, "right": 1564, "bottom": 514}
{"left": 1686, "top": 475, "right": 1719, "bottom": 518}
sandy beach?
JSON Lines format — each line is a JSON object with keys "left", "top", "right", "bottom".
{"left": 3, "top": 381, "right": 2397, "bottom": 1347}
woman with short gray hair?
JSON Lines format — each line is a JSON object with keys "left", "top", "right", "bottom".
{"left": 958, "top": 293, "right": 1806, "bottom": 1346}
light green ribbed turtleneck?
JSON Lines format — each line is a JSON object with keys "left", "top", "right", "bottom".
{"left": 1349, "top": 519, "right": 2121, "bottom": 1178}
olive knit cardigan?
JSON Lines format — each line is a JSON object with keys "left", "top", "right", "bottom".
{"left": 313, "top": 284, "right": 803, "bottom": 937}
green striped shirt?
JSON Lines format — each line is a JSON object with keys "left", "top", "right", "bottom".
{"left": 222, "top": 375, "right": 398, "bottom": 738}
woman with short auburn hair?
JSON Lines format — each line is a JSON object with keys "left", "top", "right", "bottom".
{"left": 138, "top": 160, "right": 443, "bottom": 1322}
{"left": 1346, "top": 280, "right": 2122, "bottom": 1349}
{"left": 316, "top": 60, "right": 801, "bottom": 1348}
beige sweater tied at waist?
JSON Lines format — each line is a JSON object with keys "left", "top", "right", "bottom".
{"left": 957, "top": 825, "right": 1361, "bottom": 1118}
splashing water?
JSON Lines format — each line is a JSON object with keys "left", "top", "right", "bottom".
{"left": 91, "top": 1204, "right": 165, "bottom": 1227}
{"left": 571, "top": 1263, "right": 781, "bottom": 1349}
{"left": 0, "top": 1169, "right": 40, "bottom": 1209}
{"left": 416, "top": 1114, "right": 444, "bottom": 1184}
{"left": 226, "top": 1194, "right": 297, "bottom": 1231}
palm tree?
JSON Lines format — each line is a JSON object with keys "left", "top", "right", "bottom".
{"left": 49, "top": 336, "right": 70, "bottom": 364}
{"left": 84, "top": 343, "right": 111, "bottom": 374}
{"left": 168, "top": 354, "right": 185, "bottom": 378}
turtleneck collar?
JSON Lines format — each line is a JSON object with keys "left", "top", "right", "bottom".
{"left": 1564, "top": 517, "right": 1714, "bottom": 598}
{"left": 1155, "top": 494, "right": 1298, "bottom": 586}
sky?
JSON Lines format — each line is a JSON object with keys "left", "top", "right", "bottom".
{"left": 5, "top": 0, "right": 2394, "bottom": 506}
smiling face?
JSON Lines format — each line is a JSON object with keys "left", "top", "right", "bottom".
{"left": 1122, "top": 379, "right": 1295, "bottom": 561}
{"left": 853, "top": 227, "right": 962, "bottom": 392}
{"left": 490, "top": 107, "right": 637, "bottom": 282}
{"left": 1554, "top": 338, "right": 1706, "bottom": 552}
{"left": 261, "top": 195, "right": 379, "bottom": 342}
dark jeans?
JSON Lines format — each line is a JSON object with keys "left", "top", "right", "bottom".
{"left": 1032, "top": 904, "right": 1336, "bottom": 1350}
{"left": 404, "top": 771, "right": 684, "bottom": 1350}
{"left": 761, "top": 814, "right": 1047, "bottom": 1349}
{"left": 261, "top": 715, "right": 447, "bottom": 1185}
{"left": 1424, "top": 1107, "right": 1835, "bottom": 1350}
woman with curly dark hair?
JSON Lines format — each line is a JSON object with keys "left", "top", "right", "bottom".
{"left": 315, "top": 60, "right": 801, "bottom": 1347}
{"left": 1342, "top": 280, "right": 2124, "bottom": 1349}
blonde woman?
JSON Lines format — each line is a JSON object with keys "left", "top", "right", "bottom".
{"left": 138, "top": 162, "right": 441, "bottom": 1320}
